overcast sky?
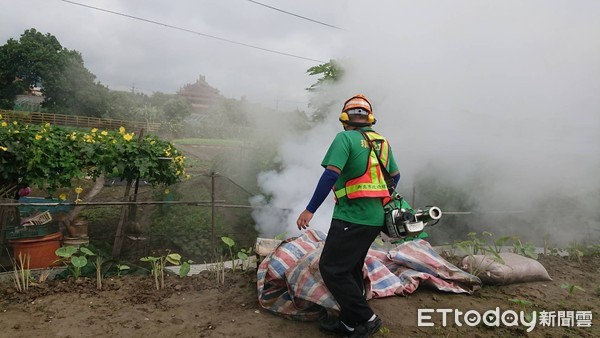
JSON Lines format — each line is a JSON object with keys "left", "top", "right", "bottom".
{"left": 3, "top": 0, "right": 347, "bottom": 111}
{"left": 4, "top": 1, "right": 600, "bottom": 241}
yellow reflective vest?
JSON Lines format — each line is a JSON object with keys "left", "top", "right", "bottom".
{"left": 334, "top": 131, "right": 391, "bottom": 201}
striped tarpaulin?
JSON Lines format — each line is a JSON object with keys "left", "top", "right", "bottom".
{"left": 257, "top": 229, "right": 481, "bottom": 321}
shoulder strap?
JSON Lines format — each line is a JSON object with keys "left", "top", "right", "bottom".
{"left": 359, "top": 130, "right": 395, "bottom": 190}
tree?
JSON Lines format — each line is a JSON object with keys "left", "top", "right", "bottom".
{"left": 149, "top": 93, "right": 192, "bottom": 136}
{"left": 103, "top": 90, "right": 192, "bottom": 135}
{"left": 189, "top": 97, "right": 249, "bottom": 138}
{"left": 43, "top": 50, "right": 111, "bottom": 117}
{"left": 105, "top": 90, "right": 146, "bottom": 120}
{"left": 0, "top": 28, "right": 109, "bottom": 116}
{"left": 161, "top": 96, "right": 192, "bottom": 123}
{"left": 131, "top": 103, "right": 161, "bottom": 125}
{"left": 306, "top": 59, "right": 343, "bottom": 92}
{"left": 0, "top": 29, "right": 62, "bottom": 109}
{"left": 305, "top": 59, "right": 344, "bottom": 122}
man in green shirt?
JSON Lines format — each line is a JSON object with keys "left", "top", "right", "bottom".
{"left": 297, "top": 94, "right": 400, "bottom": 338}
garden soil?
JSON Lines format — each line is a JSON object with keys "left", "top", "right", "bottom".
{"left": 0, "top": 254, "right": 598, "bottom": 338}
{"left": 2, "top": 158, "right": 599, "bottom": 338}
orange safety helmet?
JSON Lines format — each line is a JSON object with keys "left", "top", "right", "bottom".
{"left": 339, "top": 94, "right": 376, "bottom": 126}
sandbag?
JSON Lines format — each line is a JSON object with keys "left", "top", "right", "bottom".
{"left": 461, "top": 252, "right": 552, "bottom": 285}
{"left": 255, "top": 238, "right": 283, "bottom": 257}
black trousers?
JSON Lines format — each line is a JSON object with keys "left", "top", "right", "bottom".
{"left": 319, "top": 219, "right": 383, "bottom": 326}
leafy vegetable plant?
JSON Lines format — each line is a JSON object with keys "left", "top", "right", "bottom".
{"left": 140, "top": 253, "right": 182, "bottom": 290}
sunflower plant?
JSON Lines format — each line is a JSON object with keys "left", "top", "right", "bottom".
{"left": 0, "top": 114, "right": 186, "bottom": 197}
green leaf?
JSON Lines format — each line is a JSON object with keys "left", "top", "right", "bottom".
{"left": 55, "top": 246, "right": 77, "bottom": 258}
{"left": 221, "top": 236, "right": 235, "bottom": 248}
{"left": 166, "top": 253, "right": 181, "bottom": 265}
{"left": 179, "top": 261, "right": 190, "bottom": 278}
{"left": 80, "top": 247, "right": 95, "bottom": 256}
{"left": 71, "top": 256, "right": 88, "bottom": 268}
{"left": 494, "top": 236, "right": 511, "bottom": 246}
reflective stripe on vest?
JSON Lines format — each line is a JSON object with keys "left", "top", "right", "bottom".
{"left": 334, "top": 131, "right": 390, "bottom": 200}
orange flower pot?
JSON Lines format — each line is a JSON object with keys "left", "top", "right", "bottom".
{"left": 9, "top": 232, "right": 63, "bottom": 269}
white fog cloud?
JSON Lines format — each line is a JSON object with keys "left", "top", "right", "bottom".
{"left": 251, "top": 1, "right": 600, "bottom": 243}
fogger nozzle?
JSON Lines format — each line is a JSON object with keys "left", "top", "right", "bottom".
{"left": 427, "top": 206, "right": 442, "bottom": 220}
{"left": 414, "top": 206, "right": 442, "bottom": 223}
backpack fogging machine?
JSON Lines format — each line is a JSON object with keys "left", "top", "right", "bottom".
{"left": 384, "top": 193, "right": 442, "bottom": 240}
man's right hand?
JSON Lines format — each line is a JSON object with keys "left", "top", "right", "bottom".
{"left": 296, "top": 209, "right": 314, "bottom": 230}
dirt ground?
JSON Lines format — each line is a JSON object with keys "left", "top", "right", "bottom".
{"left": 0, "top": 253, "right": 598, "bottom": 338}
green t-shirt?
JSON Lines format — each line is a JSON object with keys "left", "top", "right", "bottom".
{"left": 321, "top": 127, "right": 399, "bottom": 226}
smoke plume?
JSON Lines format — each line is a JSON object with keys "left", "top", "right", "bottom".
{"left": 252, "top": 1, "right": 600, "bottom": 245}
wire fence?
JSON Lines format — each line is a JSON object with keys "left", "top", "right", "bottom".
{"left": 0, "top": 173, "right": 263, "bottom": 266}
{"left": 1, "top": 171, "right": 599, "bottom": 268}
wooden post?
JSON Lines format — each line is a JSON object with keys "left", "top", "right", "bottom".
{"left": 211, "top": 172, "right": 216, "bottom": 261}
{"left": 111, "top": 181, "right": 132, "bottom": 257}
